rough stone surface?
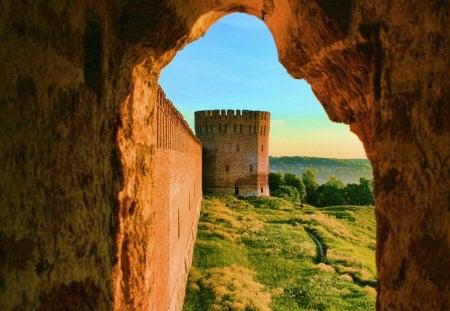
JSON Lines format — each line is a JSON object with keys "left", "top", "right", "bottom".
{"left": 195, "top": 110, "right": 270, "bottom": 196}
{"left": 0, "top": 0, "right": 449, "bottom": 310}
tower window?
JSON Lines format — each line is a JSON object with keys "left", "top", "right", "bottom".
{"left": 248, "top": 125, "right": 252, "bottom": 133}
{"left": 240, "top": 124, "right": 243, "bottom": 133}
{"left": 177, "top": 208, "right": 180, "bottom": 239}
{"left": 234, "top": 123, "right": 237, "bottom": 132}
{"left": 250, "top": 165, "right": 253, "bottom": 172}
{"left": 261, "top": 187, "right": 263, "bottom": 193}
{"left": 261, "top": 145, "right": 263, "bottom": 151}
{"left": 226, "top": 164, "right": 229, "bottom": 172}
{"left": 236, "top": 145, "right": 240, "bottom": 152}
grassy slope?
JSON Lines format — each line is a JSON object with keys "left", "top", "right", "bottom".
{"left": 184, "top": 196, "right": 376, "bottom": 310}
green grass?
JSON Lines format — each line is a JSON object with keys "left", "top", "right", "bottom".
{"left": 183, "top": 195, "right": 376, "bottom": 310}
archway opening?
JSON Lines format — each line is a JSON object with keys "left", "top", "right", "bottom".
{"left": 157, "top": 13, "right": 376, "bottom": 309}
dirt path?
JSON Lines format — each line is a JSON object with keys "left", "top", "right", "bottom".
{"left": 307, "top": 231, "right": 325, "bottom": 262}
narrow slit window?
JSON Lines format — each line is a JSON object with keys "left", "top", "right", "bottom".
{"left": 177, "top": 208, "right": 180, "bottom": 239}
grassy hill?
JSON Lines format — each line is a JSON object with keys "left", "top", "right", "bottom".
{"left": 269, "top": 156, "right": 372, "bottom": 184}
{"left": 183, "top": 196, "right": 376, "bottom": 310}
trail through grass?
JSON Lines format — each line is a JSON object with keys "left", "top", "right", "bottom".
{"left": 184, "top": 195, "right": 376, "bottom": 310}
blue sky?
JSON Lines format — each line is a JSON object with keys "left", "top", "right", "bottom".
{"left": 159, "top": 13, "right": 366, "bottom": 159}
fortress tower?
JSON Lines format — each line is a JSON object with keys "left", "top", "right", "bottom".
{"left": 195, "top": 109, "right": 270, "bottom": 196}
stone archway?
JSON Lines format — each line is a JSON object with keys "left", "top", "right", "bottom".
{"left": 0, "top": 0, "right": 448, "bottom": 310}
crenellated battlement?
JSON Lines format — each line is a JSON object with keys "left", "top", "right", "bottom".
{"left": 195, "top": 109, "right": 270, "bottom": 137}
{"left": 195, "top": 109, "right": 270, "bottom": 122}
{"left": 156, "top": 86, "right": 201, "bottom": 151}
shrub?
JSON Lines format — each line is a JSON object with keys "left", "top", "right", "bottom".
{"left": 245, "top": 196, "right": 293, "bottom": 210}
{"left": 272, "top": 185, "right": 300, "bottom": 201}
{"left": 199, "top": 265, "right": 272, "bottom": 311}
{"left": 268, "top": 172, "right": 284, "bottom": 192}
{"left": 284, "top": 173, "right": 306, "bottom": 202}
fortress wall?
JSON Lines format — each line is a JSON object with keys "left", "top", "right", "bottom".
{"left": 195, "top": 110, "right": 270, "bottom": 196}
{"left": 153, "top": 88, "right": 202, "bottom": 310}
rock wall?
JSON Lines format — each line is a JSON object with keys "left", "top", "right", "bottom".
{"left": 195, "top": 110, "right": 270, "bottom": 196}
{"left": 0, "top": 1, "right": 122, "bottom": 309}
{"left": 0, "top": 0, "right": 448, "bottom": 310}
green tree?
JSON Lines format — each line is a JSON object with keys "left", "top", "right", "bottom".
{"left": 268, "top": 172, "right": 284, "bottom": 192}
{"left": 344, "top": 183, "right": 360, "bottom": 205}
{"left": 317, "top": 176, "right": 345, "bottom": 207}
{"left": 284, "top": 173, "right": 306, "bottom": 202}
{"left": 359, "top": 178, "right": 375, "bottom": 205}
{"left": 345, "top": 178, "right": 375, "bottom": 205}
{"left": 302, "top": 169, "right": 319, "bottom": 205}
{"left": 272, "top": 185, "right": 300, "bottom": 201}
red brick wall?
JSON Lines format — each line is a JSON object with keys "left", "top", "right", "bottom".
{"left": 195, "top": 110, "right": 270, "bottom": 196}
{"left": 152, "top": 88, "right": 202, "bottom": 310}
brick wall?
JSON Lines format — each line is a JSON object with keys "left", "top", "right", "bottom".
{"left": 195, "top": 110, "right": 270, "bottom": 196}
{"left": 152, "top": 87, "right": 202, "bottom": 310}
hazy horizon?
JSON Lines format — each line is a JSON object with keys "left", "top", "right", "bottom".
{"left": 159, "top": 13, "right": 367, "bottom": 159}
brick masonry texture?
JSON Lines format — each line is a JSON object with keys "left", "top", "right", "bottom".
{"left": 153, "top": 88, "right": 202, "bottom": 310}
{"left": 195, "top": 110, "right": 270, "bottom": 196}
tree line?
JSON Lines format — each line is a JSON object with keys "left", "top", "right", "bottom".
{"left": 269, "top": 169, "right": 375, "bottom": 207}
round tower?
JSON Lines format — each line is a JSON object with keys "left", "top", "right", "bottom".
{"left": 195, "top": 109, "right": 270, "bottom": 196}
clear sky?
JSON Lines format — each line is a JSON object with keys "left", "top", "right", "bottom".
{"left": 159, "top": 13, "right": 366, "bottom": 159}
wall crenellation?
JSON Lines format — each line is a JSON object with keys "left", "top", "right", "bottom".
{"left": 156, "top": 86, "right": 201, "bottom": 152}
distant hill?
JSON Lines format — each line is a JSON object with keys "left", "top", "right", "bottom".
{"left": 269, "top": 156, "right": 373, "bottom": 184}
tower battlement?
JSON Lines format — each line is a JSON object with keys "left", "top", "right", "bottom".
{"left": 195, "top": 109, "right": 270, "bottom": 121}
{"left": 195, "top": 109, "right": 270, "bottom": 137}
